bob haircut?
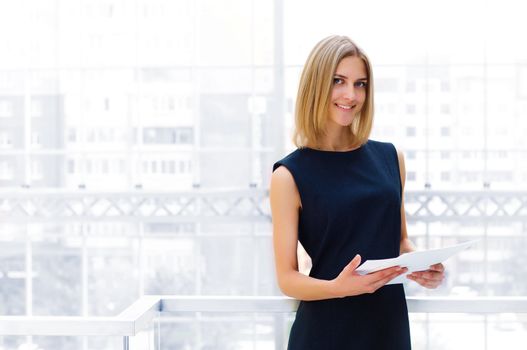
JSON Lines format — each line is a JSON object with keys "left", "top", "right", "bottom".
{"left": 293, "top": 35, "right": 374, "bottom": 148}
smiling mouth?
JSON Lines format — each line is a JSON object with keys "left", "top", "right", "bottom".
{"left": 335, "top": 103, "right": 356, "bottom": 110}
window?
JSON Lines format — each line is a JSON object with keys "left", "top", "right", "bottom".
{"left": 118, "top": 160, "right": 125, "bottom": 173}
{"left": 87, "top": 129, "right": 96, "bottom": 142}
{"left": 143, "top": 128, "right": 193, "bottom": 145}
{"left": 0, "top": 161, "right": 14, "bottom": 180}
{"left": 31, "top": 160, "right": 43, "bottom": 180}
{"left": 101, "top": 159, "right": 109, "bottom": 174}
{"left": 440, "top": 104, "right": 451, "bottom": 114}
{"left": 67, "top": 128, "right": 77, "bottom": 143}
{"left": 0, "top": 131, "right": 13, "bottom": 148}
{"left": 177, "top": 128, "right": 193, "bottom": 144}
{"left": 31, "top": 131, "right": 42, "bottom": 148}
{"left": 85, "top": 159, "right": 93, "bottom": 173}
{"left": 406, "top": 127, "right": 416, "bottom": 137}
{"left": 376, "top": 78, "right": 398, "bottom": 92}
{"left": 441, "top": 127, "right": 450, "bottom": 137}
{"left": 67, "top": 159, "right": 75, "bottom": 174}
{"left": 0, "top": 100, "right": 13, "bottom": 118}
{"left": 31, "top": 100, "right": 43, "bottom": 118}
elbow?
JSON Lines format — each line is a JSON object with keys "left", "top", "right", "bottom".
{"left": 276, "top": 277, "right": 290, "bottom": 296}
{"left": 276, "top": 272, "right": 295, "bottom": 297}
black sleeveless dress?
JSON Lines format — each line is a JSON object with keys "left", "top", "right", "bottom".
{"left": 273, "top": 140, "right": 411, "bottom": 350}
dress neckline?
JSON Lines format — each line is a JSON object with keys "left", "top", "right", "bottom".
{"left": 302, "top": 140, "right": 368, "bottom": 154}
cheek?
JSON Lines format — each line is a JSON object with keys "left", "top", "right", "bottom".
{"left": 330, "top": 87, "right": 341, "bottom": 101}
{"left": 358, "top": 92, "right": 367, "bottom": 105}
{"left": 360, "top": 89, "right": 368, "bottom": 100}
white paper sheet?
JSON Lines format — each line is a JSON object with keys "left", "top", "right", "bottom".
{"left": 355, "top": 240, "right": 479, "bottom": 285}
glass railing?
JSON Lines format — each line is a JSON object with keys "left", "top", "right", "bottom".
{"left": 1, "top": 296, "right": 526, "bottom": 350}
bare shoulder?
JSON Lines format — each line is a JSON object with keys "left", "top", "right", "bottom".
{"left": 270, "top": 165, "right": 302, "bottom": 210}
{"left": 394, "top": 146, "right": 405, "bottom": 164}
{"left": 271, "top": 164, "right": 294, "bottom": 181}
{"left": 393, "top": 145, "right": 406, "bottom": 186}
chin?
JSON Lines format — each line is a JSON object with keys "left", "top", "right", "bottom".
{"left": 329, "top": 108, "right": 360, "bottom": 127}
{"left": 332, "top": 116, "right": 356, "bottom": 127}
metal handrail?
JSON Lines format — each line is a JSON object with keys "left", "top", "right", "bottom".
{"left": 2, "top": 189, "right": 527, "bottom": 224}
{"left": 1, "top": 296, "right": 527, "bottom": 337}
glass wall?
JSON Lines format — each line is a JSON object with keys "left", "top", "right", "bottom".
{"left": 1, "top": 0, "right": 527, "bottom": 349}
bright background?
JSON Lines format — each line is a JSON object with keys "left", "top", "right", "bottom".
{"left": 1, "top": 0, "right": 527, "bottom": 349}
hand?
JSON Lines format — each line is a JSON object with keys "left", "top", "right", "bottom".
{"left": 331, "top": 254, "right": 408, "bottom": 298}
{"left": 407, "top": 263, "right": 445, "bottom": 289}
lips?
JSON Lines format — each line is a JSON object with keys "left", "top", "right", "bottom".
{"left": 335, "top": 103, "right": 356, "bottom": 110}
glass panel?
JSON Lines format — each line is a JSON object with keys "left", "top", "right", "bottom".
{"left": 32, "top": 232, "right": 82, "bottom": 316}
{"left": 0, "top": 336, "right": 123, "bottom": 350}
{"left": 87, "top": 231, "right": 139, "bottom": 316}
{"left": 0, "top": 236, "right": 25, "bottom": 315}
{"left": 158, "top": 311, "right": 294, "bottom": 350}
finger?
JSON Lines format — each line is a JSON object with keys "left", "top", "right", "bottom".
{"left": 408, "top": 274, "right": 442, "bottom": 288}
{"left": 408, "top": 273, "right": 441, "bottom": 283}
{"left": 410, "top": 271, "right": 444, "bottom": 281}
{"left": 370, "top": 268, "right": 407, "bottom": 291}
{"left": 429, "top": 263, "right": 444, "bottom": 272}
{"left": 369, "top": 266, "right": 407, "bottom": 285}
{"left": 344, "top": 254, "right": 362, "bottom": 273}
{"left": 415, "top": 276, "right": 441, "bottom": 288}
{"left": 366, "top": 266, "right": 403, "bottom": 283}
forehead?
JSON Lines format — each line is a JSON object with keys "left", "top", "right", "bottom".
{"left": 335, "top": 56, "right": 367, "bottom": 78}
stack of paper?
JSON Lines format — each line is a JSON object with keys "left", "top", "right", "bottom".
{"left": 355, "top": 240, "right": 478, "bottom": 285}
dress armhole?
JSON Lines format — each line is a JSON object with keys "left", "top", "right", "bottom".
{"left": 272, "top": 161, "right": 304, "bottom": 211}
{"left": 389, "top": 143, "right": 404, "bottom": 198}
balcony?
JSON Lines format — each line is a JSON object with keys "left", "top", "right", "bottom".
{"left": 1, "top": 296, "right": 527, "bottom": 350}
{"left": 1, "top": 189, "right": 527, "bottom": 349}
{"left": 2, "top": 189, "right": 527, "bottom": 223}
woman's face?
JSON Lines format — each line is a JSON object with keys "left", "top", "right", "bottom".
{"left": 327, "top": 55, "right": 368, "bottom": 128}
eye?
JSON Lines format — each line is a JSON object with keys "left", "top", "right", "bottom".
{"left": 333, "top": 77, "right": 344, "bottom": 85}
{"left": 355, "top": 81, "right": 368, "bottom": 88}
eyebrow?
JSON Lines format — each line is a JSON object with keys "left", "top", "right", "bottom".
{"left": 334, "top": 74, "right": 368, "bottom": 81}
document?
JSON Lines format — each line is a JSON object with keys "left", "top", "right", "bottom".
{"left": 355, "top": 240, "right": 478, "bottom": 285}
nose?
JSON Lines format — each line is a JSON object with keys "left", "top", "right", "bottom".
{"left": 343, "top": 85, "right": 356, "bottom": 101}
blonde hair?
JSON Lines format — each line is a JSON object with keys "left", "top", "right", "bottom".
{"left": 293, "top": 35, "right": 374, "bottom": 148}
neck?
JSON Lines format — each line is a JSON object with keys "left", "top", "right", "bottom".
{"left": 311, "top": 124, "right": 358, "bottom": 151}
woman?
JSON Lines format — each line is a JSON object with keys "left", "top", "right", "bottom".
{"left": 269, "top": 35, "right": 444, "bottom": 349}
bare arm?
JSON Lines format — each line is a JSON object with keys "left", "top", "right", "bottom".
{"left": 396, "top": 149, "right": 416, "bottom": 255}
{"left": 270, "top": 165, "right": 406, "bottom": 301}
{"left": 395, "top": 149, "right": 444, "bottom": 288}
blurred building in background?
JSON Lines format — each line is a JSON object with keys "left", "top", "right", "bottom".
{"left": 1, "top": 0, "right": 527, "bottom": 349}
